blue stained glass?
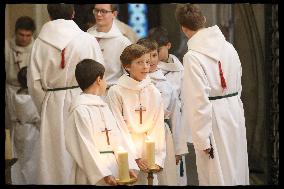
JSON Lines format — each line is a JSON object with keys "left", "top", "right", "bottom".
{"left": 128, "top": 4, "right": 148, "bottom": 38}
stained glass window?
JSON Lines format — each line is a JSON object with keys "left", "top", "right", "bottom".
{"left": 128, "top": 4, "right": 148, "bottom": 38}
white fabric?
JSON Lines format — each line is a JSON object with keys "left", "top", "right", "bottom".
{"left": 181, "top": 25, "right": 249, "bottom": 185}
{"left": 114, "top": 19, "right": 139, "bottom": 43}
{"left": 5, "top": 37, "right": 34, "bottom": 130}
{"left": 27, "top": 19, "right": 104, "bottom": 184}
{"left": 87, "top": 20, "right": 131, "bottom": 87}
{"left": 157, "top": 55, "right": 188, "bottom": 185}
{"left": 106, "top": 74, "right": 166, "bottom": 185}
{"left": 149, "top": 69, "right": 188, "bottom": 186}
{"left": 11, "top": 91, "right": 40, "bottom": 184}
{"left": 65, "top": 94, "right": 139, "bottom": 185}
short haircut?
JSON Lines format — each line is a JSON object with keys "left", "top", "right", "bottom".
{"left": 15, "top": 16, "right": 36, "bottom": 33}
{"left": 75, "top": 59, "right": 105, "bottom": 91}
{"left": 120, "top": 44, "right": 149, "bottom": 67}
{"left": 175, "top": 4, "right": 206, "bottom": 31}
{"left": 136, "top": 38, "right": 158, "bottom": 52}
{"left": 94, "top": 4, "right": 118, "bottom": 12}
{"left": 17, "top": 66, "right": 28, "bottom": 89}
{"left": 47, "top": 4, "right": 74, "bottom": 20}
{"left": 148, "top": 26, "right": 170, "bottom": 47}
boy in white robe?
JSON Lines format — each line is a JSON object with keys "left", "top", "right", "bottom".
{"left": 176, "top": 4, "right": 249, "bottom": 185}
{"left": 87, "top": 4, "right": 132, "bottom": 89}
{"left": 5, "top": 17, "right": 35, "bottom": 159}
{"left": 27, "top": 4, "right": 104, "bottom": 184}
{"left": 65, "top": 59, "right": 138, "bottom": 185}
{"left": 11, "top": 67, "right": 40, "bottom": 184}
{"left": 148, "top": 27, "right": 187, "bottom": 186}
{"left": 137, "top": 38, "right": 188, "bottom": 186}
{"left": 106, "top": 44, "right": 166, "bottom": 185}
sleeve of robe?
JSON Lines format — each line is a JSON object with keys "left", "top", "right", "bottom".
{"left": 168, "top": 90, "right": 189, "bottom": 156}
{"left": 182, "top": 53, "right": 212, "bottom": 151}
{"left": 27, "top": 42, "right": 45, "bottom": 114}
{"left": 146, "top": 96, "right": 166, "bottom": 168}
{"left": 65, "top": 107, "right": 113, "bottom": 185}
{"left": 106, "top": 87, "right": 138, "bottom": 158}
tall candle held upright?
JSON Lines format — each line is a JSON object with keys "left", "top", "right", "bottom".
{"left": 117, "top": 147, "right": 130, "bottom": 181}
{"left": 5, "top": 129, "right": 12, "bottom": 160}
{"left": 145, "top": 137, "right": 155, "bottom": 169}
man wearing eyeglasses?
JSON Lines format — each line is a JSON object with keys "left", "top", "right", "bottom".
{"left": 87, "top": 4, "right": 132, "bottom": 94}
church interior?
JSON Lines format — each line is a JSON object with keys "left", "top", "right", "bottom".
{"left": 5, "top": 4, "right": 278, "bottom": 185}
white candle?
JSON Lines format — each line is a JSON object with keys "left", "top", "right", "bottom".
{"left": 117, "top": 147, "right": 130, "bottom": 181}
{"left": 5, "top": 129, "right": 12, "bottom": 160}
{"left": 145, "top": 137, "right": 155, "bottom": 169}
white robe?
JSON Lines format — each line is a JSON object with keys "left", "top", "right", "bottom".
{"left": 87, "top": 20, "right": 132, "bottom": 88}
{"left": 11, "top": 89, "right": 40, "bottom": 184}
{"left": 5, "top": 37, "right": 34, "bottom": 131}
{"left": 106, "top": 74, "right": 166, "bottom": 185}
{"left": 65, "top": 94, "right": 139, "bottom": 185}
{"left": 27, "top": 19, "right": 104, "bottom": 184}
{"left": 149, "top": 69, "right": 188, "bottom": 185}
{"left": 181, "top": 25, "right": 249, "bottom": 185}
{"left": 158, "top": 55, "right": 187, "bottom": 186}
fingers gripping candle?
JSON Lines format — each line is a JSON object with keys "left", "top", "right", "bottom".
{"left": 145, "top": 137, "right": 155, "bottom": 169}
{"left": 117, "top": 147, "right": 130, "bottom": 182}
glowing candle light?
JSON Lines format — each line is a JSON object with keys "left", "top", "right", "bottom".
{"left": 117, "top": 147, "right": 130, "bottom": 181}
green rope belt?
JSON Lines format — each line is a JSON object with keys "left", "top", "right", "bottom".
{"left": 99, "top": 151, "right": 114, "bottom": 154}
{"left": 209, "top": 92, "right": 238, "bottom": 100}
{"left": 46, "top": 86, "right": 79, "bottom": 91}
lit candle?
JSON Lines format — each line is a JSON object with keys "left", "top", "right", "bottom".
{"left": 145, "top": 137, "right": 155, "bottom": 169}
{"left": 5, "top": 129, "right": 12, "bottom": 160}
{"left": 117, "top": 147, "right": 130, "bottom": 182}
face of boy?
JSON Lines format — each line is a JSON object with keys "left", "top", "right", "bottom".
{"left": 127, "top": 53, "right": 150, "bottom": 81}
{"left": 158, "top": 43, "right": 170, "bottom": 62}
{"left": 149, "top": 50, "right": 159, "bottom": 73}
{"left": 15, "top": 29, "right": 33, "bottom": 47}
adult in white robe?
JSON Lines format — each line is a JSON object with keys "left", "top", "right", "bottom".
{"left": 27, "top": 18, "right": 104, "bottom": 184}
{"left": 149, "top": 69, "right": 188, "bottom": 186}
{"left": 11, "top": 88, "right": 40, "bottom": 184}
{"left": 106, "top": 74, "right": 166, "bottom": 185}
{"left": 180, "top": 25, "right": 250, "bottom": 185}
{"left": 88, "top": 20, "right": 131, "bottom": 88}
{"left": 158, "top": 54, "right": 187, "bottom": 185}
{"left": 65, "top": 93, "right": 139, "bottom": 185}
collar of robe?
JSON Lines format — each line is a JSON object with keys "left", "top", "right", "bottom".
{"left": 87, "top": 20, "right": 123, "bottom": 39}
{"left": 187, "top": 25, "right": 225, "bottom": 62}
{"left": 149, "top": 69, "right": 167, "bottom": 81}
{"left": 158, "top": 56, "right": 184, "bottom": 72}
{"left": 117, "top": 74, "right": 152, "bottom": 91}
{"left": 69, "top": 93, "right": 106, "bottom": 113}
{"left": 38, "top": 19, "right": 82, "bottom": 51}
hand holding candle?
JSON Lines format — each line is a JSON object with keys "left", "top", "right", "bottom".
{"left": 117, "top": 147, "right": 130, "bottom": 182}
{"left": 145, "top": 136, "right": 155, "bottom": 169}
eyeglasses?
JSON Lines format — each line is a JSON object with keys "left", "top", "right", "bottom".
{"left": 93, "top": 8, "right": 113, "bottom": 15}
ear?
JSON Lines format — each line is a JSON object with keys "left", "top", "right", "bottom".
{"left": 166, "top": 42, "right": 172, "bottom": 50}
{"left": 124, "top": 65, "right": 130, "bottom": 71}
{"left": 96, "top": 76, "right": 102, "bottom": 85}
{"left": 113, "top": 10, "right": 118, "bottom": 18}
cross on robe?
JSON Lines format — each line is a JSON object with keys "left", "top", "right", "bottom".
{"left": 101, "top": 127, "right": 111, "bottom": 145}
{"left": 135, "top": 104, "right": 146, "bottom": 124}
